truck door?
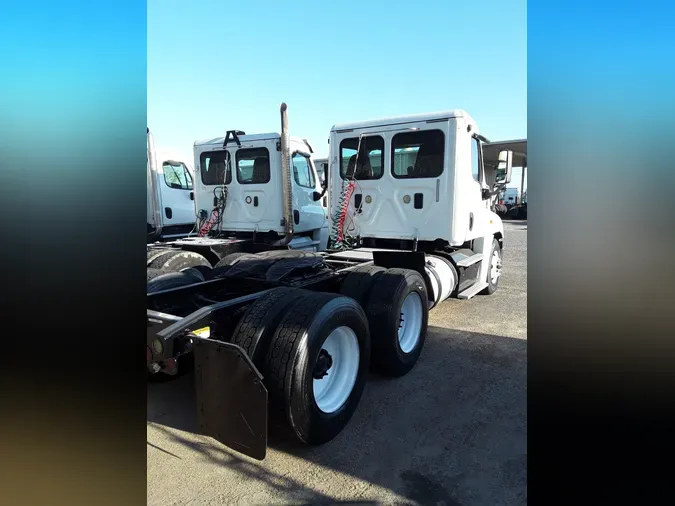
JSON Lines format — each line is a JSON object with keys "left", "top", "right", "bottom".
{"left": 232, "top": 146, "right": 273, "bottom": 227}
{"left": 158, "top": 159, "right": 196, "bottom": 226}
{"left": 387, "top": 128, "right": 447, "bottom": 240}
{"left": 329, "top": 134, "right": 384, "bottom": 240}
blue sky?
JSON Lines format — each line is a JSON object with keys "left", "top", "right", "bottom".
{"left": 148, "top": 0, "right": 527, "bottom": 187}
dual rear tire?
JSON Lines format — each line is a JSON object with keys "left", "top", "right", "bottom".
{"left": 232, "top": 266, "right": 428, "bottom": 446}
{"left": 341, "top": 266, "right": 429, "bottom": 377}
{"left": 231, "top": 287, "right": 370, "bottom": 445}
{"left": 146, "top": 250, "right": 214, "bottom": 293}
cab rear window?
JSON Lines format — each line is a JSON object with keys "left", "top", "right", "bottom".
{"left": 339, "top": 136, "right": 384, "bottom": 180}
{"left": 236, "top": 147, "right": 270, "bottom": 184}
{"left": 391, "top": 130, "right": 445, "bottom": 179}
{"left": 200, "top": 150, "right": 232, "bottom": 185}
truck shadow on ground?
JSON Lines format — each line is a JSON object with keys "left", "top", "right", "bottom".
{"left": 148, "top": 326, "right": 527, "bottom": 506}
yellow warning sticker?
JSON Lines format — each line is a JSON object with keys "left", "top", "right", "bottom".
{"left": 192, "top": 327, "right": 210, "bottom": 338}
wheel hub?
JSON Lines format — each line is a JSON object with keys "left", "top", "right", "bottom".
{"left": 491, "top": 251, "right": 502, "bottom": 282}
{"left": 313, "top": 349, "right": 333, "bottom": 379}
{"left": 397, "top": 292, "right": 424, "bottom": 354}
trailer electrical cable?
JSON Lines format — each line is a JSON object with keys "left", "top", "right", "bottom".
{"left": 198, "top": 186, "right": 227, "bottom": 237}
{"left": 330, "top": 134, "right": 365, "bottom": 249}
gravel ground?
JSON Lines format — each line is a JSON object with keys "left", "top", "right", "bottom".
{"left": 148, "top": 221, "right": 527, "bottom": 506}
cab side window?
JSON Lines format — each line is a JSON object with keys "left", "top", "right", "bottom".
{"left": 471, "top": 137, "right": 481, "bottom": 183}
{"left": 293, "top": 153, "right": 315, "bottom": 188}
{"left": 163, "top": 162, "right": 193, "bottom": 190}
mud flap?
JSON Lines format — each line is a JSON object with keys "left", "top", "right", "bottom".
{"left": 193, "top": 338, "right": 268, "bottom": 460}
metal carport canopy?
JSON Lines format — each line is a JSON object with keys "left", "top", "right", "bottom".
{"left": 481, "top": 139, "right": 527, "bottom": 168}
{"left": 481, "top": 138, "right": 527, "bottom": 202}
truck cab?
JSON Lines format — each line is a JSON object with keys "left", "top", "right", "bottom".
{"left": 193, "top": 132, "right": 328, "bottom": 249}
{"left": 147, "top": 129, "right": 198, "bottom": 242}
{"left": 147, "top": 105, "right": 331, "bottom": 281}
{"left": 327, "top": 109, "right": 513, "bottom": 300}
{"left": 313, "top": 157, "right": 328, "bottom": 187}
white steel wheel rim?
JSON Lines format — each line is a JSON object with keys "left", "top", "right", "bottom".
{"left": 398, "top": 292, "right": 423, "bottom": 354}
{"left": 313, "top": 326, "right": 360, "bottom": 414}
{"left": 490, "top": 250, "right": 502, "bottom": 284}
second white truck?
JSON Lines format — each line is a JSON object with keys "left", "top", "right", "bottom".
{"left": 146, "top": 105, "right": 330, "bottom": 289}
{"left": 147, "top": 130, "right": 199, "bottom": 242}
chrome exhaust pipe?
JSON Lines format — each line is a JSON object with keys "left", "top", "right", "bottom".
{"left": 274, "top": 102, "right": 294, "bottom": 246}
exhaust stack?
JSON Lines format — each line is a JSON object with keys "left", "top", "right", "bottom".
{"left": 275, "top": 102, "right": 294, "bottom": 246}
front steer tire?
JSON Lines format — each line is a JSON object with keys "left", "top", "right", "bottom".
{"left": 480, "top": 238, "right": 502, "bottom": 295}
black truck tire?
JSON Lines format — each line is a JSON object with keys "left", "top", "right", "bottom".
{"left": 365, "top": 268, "right": 429, "bottom": 377}
{"left": 148, "top": 250, "right": 212, "bottom": 272}
{"left": 230, "top": 287, "right": 309, "bottom": 366}
{"left": 147, "top": 268, "right": 166, "bottom": 282}
{"left": 480, "top": 238, "right": 502, "bottom": 295}
{"left": 213, "top": 252, "right": 255, "bottom": 268}
{"left": 181, "top": 267, "right": 206, "bottom": 282}
{"left": 147, "top": 272, "right": 198, "bottom": 293}
{"left": 147, "top": 249, "right": 170, "bottom": 266}
{"left": 339, "top": 265, "right": 387, "bottom": 307}
{"left": 263, "top": 292, "right": 370, "bottom": 446}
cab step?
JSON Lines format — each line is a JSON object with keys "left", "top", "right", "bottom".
{"left": 457, "top": 281, "right": 488, "bottom": 300}
{"left": 455, "top": 252, "right": 483, "bottom": 267}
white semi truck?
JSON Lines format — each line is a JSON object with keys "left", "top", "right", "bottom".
{"left": 147, "top": 129, "right": 200, "bottom": 242}
{"left": 146, "top": 105, "right": 513, "bottom": 460}
{"left": 313, "top": 157, "right": 328, "bottom": 186}
{"left": 503, "top": 187, "right": 520, "bottom": 205}
{"left": 146, "top": 105, "right": 330, "bottom": 283}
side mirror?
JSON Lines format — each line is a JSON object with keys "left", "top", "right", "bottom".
{"left": 495, "top": 150, "right": 513, "bottom": 185}
{"left": 312, "top": 191, "right": 322, "bottom": 201}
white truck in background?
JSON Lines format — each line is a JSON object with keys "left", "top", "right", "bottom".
{"left": 503, "top": 187, "right": 520, "bottom": 206}
{"left": 147, "top": 105, "right": 514, "bottom": 461}
{"left": 146, "top": 105, "right": 330, "bottom": 284}
{"left": 313, "top": 157, "right": 328, "bottom": 186}
{"left": 147, "top": 129, "right": 198, "bottom": 242}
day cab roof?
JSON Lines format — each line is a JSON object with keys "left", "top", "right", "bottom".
{"left": 194, "top": 132, "right": 309, "bottom": 148}
{"left": 330, "top": 109, "right": 479, "bottom": 135}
